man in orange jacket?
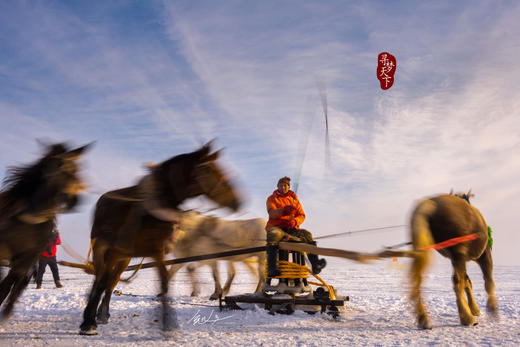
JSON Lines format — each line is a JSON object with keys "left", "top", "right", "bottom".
{"left": 265, "top": 176, "right": 326, "bottom": 277}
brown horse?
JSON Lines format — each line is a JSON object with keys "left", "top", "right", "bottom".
{"left": 0, "top": 142, "right": 90, "bottom": 320}
{"left": 79, "top": 143, "right": 242, "bottom": 335}
{"left": 409, "top": 193, "right": 498, "bottom": 329}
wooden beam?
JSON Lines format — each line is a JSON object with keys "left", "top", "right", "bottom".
{"left": 279, "top": 242, "right": 380, "bottom": 263}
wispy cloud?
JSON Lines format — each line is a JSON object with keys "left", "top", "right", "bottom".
{"left": 1, "top": 1, "right": 519, "bottom": 264}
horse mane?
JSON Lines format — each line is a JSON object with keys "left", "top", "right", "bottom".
{"left": 0, "top": 143, "right": 70, "bottom": 214}
{"left": 152, "top": 147, "right": 208, "bottom": 208}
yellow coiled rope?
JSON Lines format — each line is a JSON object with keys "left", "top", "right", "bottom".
{"left": 265, "top": 260, "right": 336, "bottom": 300}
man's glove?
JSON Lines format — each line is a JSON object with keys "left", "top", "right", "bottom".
{"left": 282, "top": 206, "right": 297, "bottom": 216}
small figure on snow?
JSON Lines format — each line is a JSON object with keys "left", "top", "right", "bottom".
{"left": 36, "top": 219, "right": 63, "bottom": 289}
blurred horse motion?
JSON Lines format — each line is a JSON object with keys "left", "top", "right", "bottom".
{"left": 79, "top": 143, "right": 242, "bottom": 335}
{"left": 166, "top": 211, "right": 266, "bottom": 300}
{"left": 0, "top": 142, "right": 90, "bottom": 320}
{"left": 409, "top": 191, "right": 497, "bottom": 329}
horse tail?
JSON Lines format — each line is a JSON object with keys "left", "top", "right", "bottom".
{"left": 408, "top": 199, "right": 437, "bottom": 326}
{"left": 410, "top": 199, "right": 436, "bottom": 251}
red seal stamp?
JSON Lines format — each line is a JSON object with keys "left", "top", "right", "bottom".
{"left": 377, "top": 52, "right": 396, "bottom": 90}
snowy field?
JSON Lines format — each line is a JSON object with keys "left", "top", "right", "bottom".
{"left": 0, "top": 256, "right": 518, "bottom": 346}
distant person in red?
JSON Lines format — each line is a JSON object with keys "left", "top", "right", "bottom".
{"left": 36, "top": 221, "right": 63, "bottom": 289}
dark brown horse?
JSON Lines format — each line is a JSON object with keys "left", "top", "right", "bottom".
{"left": 79, "top": 143, "right": 242, "bottom": 335}
{"left": 409, "top": 193, "right": 498, "bottom": 329}
{"left": 0, "top": 142, "right": 90, "bottom": 320}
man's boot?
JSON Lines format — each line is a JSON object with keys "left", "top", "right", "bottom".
{"left": 266, "top": 245, "right": 281, "bottom": 277}
{"left": 307, "top": 241, "right": 326, "bottom": 274}
{"left": 55, "top": 280, "right": 63, "bottom": 288}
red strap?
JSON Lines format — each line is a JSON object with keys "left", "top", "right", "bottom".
{"left": 419, "top": 233, "right": 478, "bottom": 251}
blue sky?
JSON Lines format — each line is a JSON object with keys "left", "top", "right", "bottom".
{"left": 1, "top": 1, "right": 519, "bottom": 265}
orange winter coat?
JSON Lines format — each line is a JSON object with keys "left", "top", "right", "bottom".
{"left": 265, "top": 190, "right": 305, "bottom": 231}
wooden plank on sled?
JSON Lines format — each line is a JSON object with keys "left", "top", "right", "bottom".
{"left": 223, "top": 294, "right": 346, "bottom": 307}
{"left": 278, "top": 242, "right": 380, "bottom": 263}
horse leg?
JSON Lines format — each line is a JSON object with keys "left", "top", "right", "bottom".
{"left": 242, "top": 259, "right": 259, "bottom": 292}
{"left": 254, "top": 255, "right": 266, "bottom": 293}
{"left": 0, "top": 257, "right": 37, "bottom": 321}
{"left": 0, "top": 271, "right": 16, "bottom": 307}
{"left": 1, "top": 270, "right": 32, "bottom": 319}
{"left": 154, "top": 255, "right": 178, "bottom": 331}
{"left": 220, "top": 261, "right": 236, "bottom": 298}
{"left": 96, "top": 258, "right": 130, "bottom": 324}
{"left": 451, "top": 256, "right": 476, "bottom": 326}
{"left": 476, "top": 247, "right": 498, "bottom": 317}
{"left": 209, "top": 261, "right": 223, "bottom": 300}
{"left": 166, "top": 263, "right": 184, "bottom": 282}
{"left": 80, "top": 245, "right": 113, "bottom": 335}
{"left": 80, "top": 270, "right": 111, "bottom": 335}
{"left": 244, "top": 257, "right": 265, "bottom": 293}
{"left": 243, "top": 259, "right": 263, "bottom": 293}
{"left": 187, "top": 263, "right": 201, "bottom": 297}
{"left": 464, "top": 273, "right": 480, "bottom": 316}
{"left": 408, "top": 251, "right": 432, "bottom": 329}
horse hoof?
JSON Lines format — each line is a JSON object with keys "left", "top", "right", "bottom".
{"left": 96, "top": 317, "right": 109, "bottom": 325}
{"left": 162, "top": 314, "right": 179, "bottom": 331}
{"left": 419, "top": 323, "right": 432, "bottom": 330}
{"left": 487, "top": 302, "right": 499, "bottom": 317}
{"left": 487, "top": 307, "right": 499, "bottom": 320}
{"left": 461, "top": 319, "right": 476, "bottom": 326}
{"left": 209, "top": 294, "right": 219, "bottom": 301}
{"left": 418, "top": 318, "right": 432, "bottom": 329}
{"left": 162, "top": 322, "right": 179, "bottom": 332}
{"left": 79, "top": 328, "right": 98, "bottom": 335}
{"left": 418, "top": 315, "right": 432, "bottom": 330}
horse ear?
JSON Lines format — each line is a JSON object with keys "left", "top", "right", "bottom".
{"left": 201, "top": 139, "right": 217, "bottom": 153}
{"left": 195, "top": 141, "right": 211, "bottom": 159}
{"left": 144, "top": 162, "right": 159, "bottom": 171}
{"left": 63, "top": 142, "right": 94, "bottom": 160}
{"left": 206, "top": 150, "right": 222, "bottom": 162}
{"left": 36, "top": 138, "right": 51, "bottom": 150}
{"left": 195, "top": 139, "right": 218, "bottom": 161}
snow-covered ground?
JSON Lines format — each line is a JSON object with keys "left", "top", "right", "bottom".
{"left": 0, "top": 256, "right": 518, "bottom": 346}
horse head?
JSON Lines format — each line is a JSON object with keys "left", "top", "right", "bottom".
{"left": 145, "top": 142, "right": 242, "bottom": 215}
{"left": 1, "top": 142, "right": 91, "bottom": 223}
{"left": 189, "top": 143, "right": 242, "bottom": 212}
